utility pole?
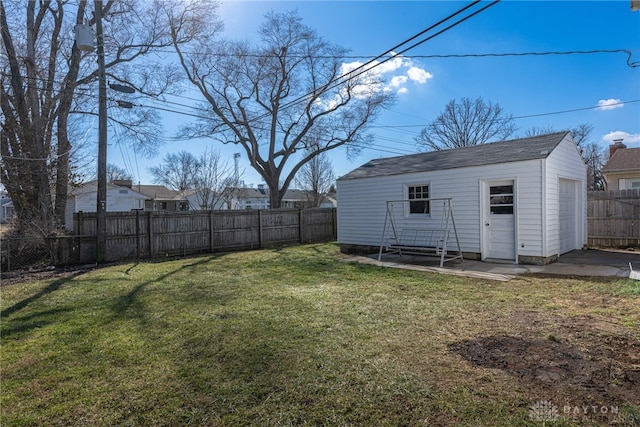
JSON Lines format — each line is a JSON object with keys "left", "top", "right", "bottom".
{"left": 95, "top": 0, "right": 107, "bottom": 263}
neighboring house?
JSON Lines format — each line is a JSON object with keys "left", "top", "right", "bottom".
{"left": 282, "top": 189, "right": 337, "bottom": 209}
{"left": 282, "top": 189, "right": 314, "bottom": 208}
{"left": 128, "top": 183, "right": 189, "bottom": 212}
{"left": 184, "top": 188, "right": 228, "bottom": 210}
{"left": 0, "top": 191, "right": 14, "bottom": 223}
{"left": 319, "top": 195, "right": 337, "bottom": 209}
{"left": 337, "top": 132, "right": 587, "bottom": 265}
{"left": 66, "top": 180, "right": 148, "bottom": 229}
{"left": 234, "top": 185, "right": 270, "bottom": 210}
{"left": 65, "top": 180, "right": 190, "bottom": 229}
{"left": 602, "top": 140, "right": 640, "bottom": 190}
{"left": 207, "top": 185, "right": 336, "bottom": 210}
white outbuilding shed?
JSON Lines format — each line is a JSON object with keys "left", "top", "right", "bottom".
{"left": 337, "top": 132, "right": 587, "bottom": 265}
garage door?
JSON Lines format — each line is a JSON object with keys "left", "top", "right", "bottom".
{"left": 559, "top": 179, "right": 577, "bottom": 254}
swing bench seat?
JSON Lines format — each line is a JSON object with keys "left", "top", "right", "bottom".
{"left": 386, "top": 228, "right": 448, "bottom": 255}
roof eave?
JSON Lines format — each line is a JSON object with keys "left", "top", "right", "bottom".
{"left": 602, "top": 169, "right": 640, "bottom": 174}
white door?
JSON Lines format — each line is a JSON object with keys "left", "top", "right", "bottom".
{"left": 483, "top": 180, "right": 516, "bottom": 260}
{"left": 559, "top": 179, "right": 577, "bottom": 254}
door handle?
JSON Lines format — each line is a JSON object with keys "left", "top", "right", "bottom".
{"left": 484, "top": 222, "right": 490, "bottom": 226}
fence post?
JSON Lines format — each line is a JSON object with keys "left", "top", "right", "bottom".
{"left": 75, "top": 212, "right": 82, "bottom": 261}
{"left": 147, "top": 211, "right": 154, "bottom": 258}
{"left": 299, "top": 209, "right": 304, "bottom": 244}
{"left": 332, "top": 207, "right": 337, "bottom": 240}
{"left": 135, "top": 210, "right": 140, "bottom": 261}
{"left": 209, "top": 210, "right": 215, "bottom": 253}
{"left": 182, "top": 215, "right": 187, "bottom": 258}
{"left": 6, "top": 238, "right": 10, "bottom": 271}
{"left": 255, "top": 210, "right": 261, "bottom": 249}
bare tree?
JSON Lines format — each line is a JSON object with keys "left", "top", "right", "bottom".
{"left": 191, "top": 149, "right": 236, "bottom": 210}
{"left": 0, "top": 0, "right": 219, "bottom": 234}
{"left": 295, "top": 143, "right": 335, "bottom": 207}
{"left": 106, "top": 163, "right": 132, "bottom": 183}
{"left": 167, "top": 9, "right": 394, "bottom": 208}
{"left": 581, "top": 142, "right": 606, "bottom": 191}
{"left": 415, "top": 97, "right": 517, "bottom": 151}
{"left": 525, "top": 123, "right": 604, "bottom": 190}
{"left": 524, "top": 125, "right": 555, "bottom": 137}
{"left": 219, "top": 180, "right": 246, "bottom": 210}
{"left": 148, "top": 151, "right": 201, "bottom": 191}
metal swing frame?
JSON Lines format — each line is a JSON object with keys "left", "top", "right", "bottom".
{"left": 378, "top": 198, "right": 463, "bottom": 267}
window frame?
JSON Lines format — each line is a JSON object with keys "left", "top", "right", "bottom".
{"left": 404, "top": 183, "right": 431, "bottom": 217}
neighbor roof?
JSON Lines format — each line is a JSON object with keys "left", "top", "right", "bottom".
{"left": 602, "top": 147, "right": 640, "bottom": 173}
{"left": 338, "top": 132, "right": 571, "bottom": 180}
{"left": 134, "top": 185, "right": 183, "bottom": 200}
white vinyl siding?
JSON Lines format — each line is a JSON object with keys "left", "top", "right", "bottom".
{"left": 544, "top": 135, "right": 588, "bottom": 256}
{"left": 65, "top": 184, "right": 148, "bottom": 229}
{"left": 338, "top": 159, "right": 545, "bottom": 256}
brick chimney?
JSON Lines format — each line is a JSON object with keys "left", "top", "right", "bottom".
{"left": 609, "top": 139, "right": 626, "bottom": 158}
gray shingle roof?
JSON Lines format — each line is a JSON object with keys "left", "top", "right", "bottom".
{"left": 602, "top": 147, "right": 640, "bottom": 173}
{"left": 338, "top": 132, "right": 571, "bottom": 180}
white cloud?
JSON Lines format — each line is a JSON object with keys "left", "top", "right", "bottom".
{"left": 389, "top": 75, "right": 408, "bottom": 88}
{"left": 407, "top": 66, "right": 433, "bottom": 84}
{"left": 596, "top": 98, "right": 624, "bottom": 111}
{"left": 336, "top": 53, "right": 431, "bottom": 99}
{"left": 602, "top": 131, "right": 640, "bottom": 144}
{"left": 375, "top": 56, "right": 407, "bottom": 74}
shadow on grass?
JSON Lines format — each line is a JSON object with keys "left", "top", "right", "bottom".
{"left": 1, "top": 307, "right": 73, "bottom": 337}
{"left": 0, "top": 271, "right": 85, "bottom": 319}
{"left": 111, "top": 256, "right": 219, "bottom": 319}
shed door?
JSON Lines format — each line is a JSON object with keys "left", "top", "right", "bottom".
{"left": 559, "top": 179, "right": 578, "bottom": 254}
{"left": 483, "top": 180, "right": 516, "bottom": 260}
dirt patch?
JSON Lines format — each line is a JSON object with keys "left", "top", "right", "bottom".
{"left": 450, "top": 311, "right": 640, "bottom": 416}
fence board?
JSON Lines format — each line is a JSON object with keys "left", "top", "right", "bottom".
{"left": 59, "top": 208, "right": 336, "bottom": 265}
{"left": 587, "top": 190, "right": 640, "bottom": 247}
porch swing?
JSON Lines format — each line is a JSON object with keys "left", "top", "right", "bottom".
{"left": 378, "top": 198, "right": 463, "bottom": 267}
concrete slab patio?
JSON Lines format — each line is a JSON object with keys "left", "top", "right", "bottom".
{"left": 343, "top": 248, "right": 640, "bottom": 282}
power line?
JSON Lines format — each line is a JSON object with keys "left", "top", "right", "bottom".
{"left": 409, "top": 49, "right": 639, "bottom": 68}
{"left": 371, "top": 99, "right": 640, "bottom": 129}
{"left": 4, "top": 44, "right": 637, "bottom": 118}
{"left": 145, "top": 48, "right": 638, "bottom": 67}
{"left": 511, "top": 99, "right": 640, "bottom": 119}
{"left": 246, "top": 1, "right": 498, "bottom": 125}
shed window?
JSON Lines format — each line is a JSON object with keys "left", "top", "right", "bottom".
{"left": 407, "top": 185, "right": 430, "bottom": 214}
{"left": 489, "top": 185, "right": 514, "bottom": 214}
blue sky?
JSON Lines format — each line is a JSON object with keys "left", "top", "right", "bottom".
{"left": 112, "top": 1, "right": 640, "bottom": 187}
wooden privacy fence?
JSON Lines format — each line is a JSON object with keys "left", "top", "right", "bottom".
{"left": 68, "top": 208, "right": 337, "bottom": 264}
{"left": 587, "top": 189, "right": 640, "bottom": 247}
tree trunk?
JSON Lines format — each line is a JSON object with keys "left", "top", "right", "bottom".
{"left": 54, "top": 1, "right": 87, "bottom": 229}
{"left": 267, "top": 180, "right": 283, "bottom": 209}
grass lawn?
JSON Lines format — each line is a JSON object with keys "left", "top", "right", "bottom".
{"left": 1, "top": 243, "right": 639, "bottom": 426}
